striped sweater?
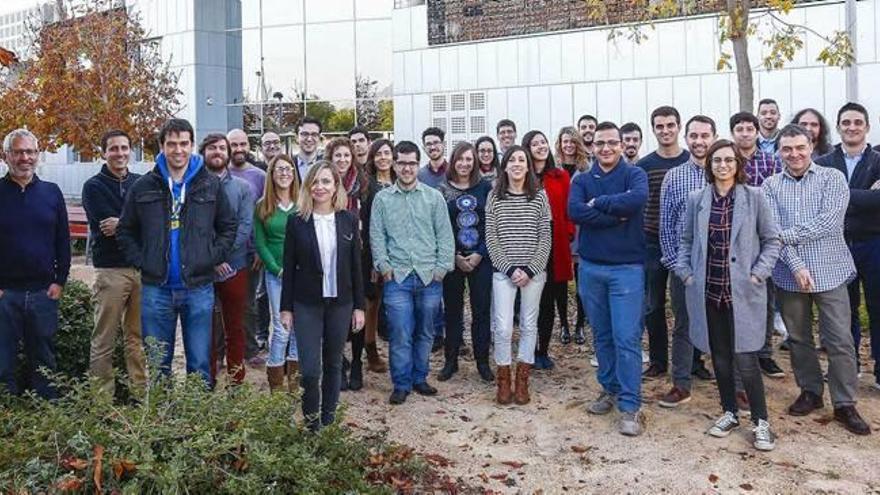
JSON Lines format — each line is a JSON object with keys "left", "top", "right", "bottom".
{"left": 485, "top": 190, "right": 552, "bottom": 278}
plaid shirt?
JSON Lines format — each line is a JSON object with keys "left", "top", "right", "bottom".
{"left": 762, "top": 163, "right": 856, "bottom": 293}
{"left": 744, "top": 149, "right": 782, "bottom": 187}
{"left": 659, "top": 160, "right": 705, "bottom": 270}
{"left": 705, "top": 188, "right": 734, "bottom": 309}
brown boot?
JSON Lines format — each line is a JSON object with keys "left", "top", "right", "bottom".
{"left": 287, "top": 361, "right": 300, "bottom": 393}
{"left": 514, "top": 362, "right": 531, "bottom": 405}
{"left": 266, "top": 365, "right": 285, "bottom": 393}
{"left": 365, "top": 342, "right": 387, "bottom": 373}
{"left": 496, "top": 365, "right": 513, "bottom": 405}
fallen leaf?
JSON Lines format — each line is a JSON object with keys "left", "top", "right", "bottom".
{"left": 571, "top": 445, "right": 589, "bottom": 453}
{"left": 490, "top": 473, "right": 508, "bottom": 480}
{"left": 112, "top": 459, "right": 137, "bottom": 480}
{"left": 708, "top": 474, "right": 719, "bottom": 484}
{"left": 740, "top": 483, "right": 754, "bottom": 491}
{"left": 93, "top": 445, "right": 105, "bottom": 493}
{"left": 55, "top": 475, "right": 83, "bottom": 491}
{"left": 459, "top": 415, "right": 472, "bottom": 422}
{"left": 60, "top": 456, "right": 88, "bottom": 471}
{"left": 502, "top": 461, "right": 526, "bottom": 469}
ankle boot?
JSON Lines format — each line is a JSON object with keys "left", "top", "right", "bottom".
{"left": 476, "top": 359, "right": 495, "bottom": 382}
{"left": 514, "top": 362, "right": 531, "bottom": 405}
{"left": 340, "top": 357, "right": 350, "bottom": 391}
{"left": 438, "top": 348, "right": 459, "bottom": 382}
{"left": 286, "top": 361, "right": 299, "bottom": 393}
{"left": 267, "top": 365, "right": 285, "bottom": 393}
{"left": 496, "top": 365, "right": 513, "bottom": 405}
{"left": 573, "top": 324, "right": 586, "bottom": 345}
{"left": 365, "top": 342, "right": 387, "bottom": 373}
{"left": 349, "top": 358, "right": 363, "bottom": 391}
{"left": 560, "top": 324, "right": 572, "bottom": 345}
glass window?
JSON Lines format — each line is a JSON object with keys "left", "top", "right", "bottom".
{"left": 356, "top": 0, "right": 392, "bottom": 19}
{"left": 262, "top": 25, "right": 306, "bottom": 102}
{"left": 305, "top": 22, "right": 355, "bottom": 102}
{"left": 240, "top": 0, "right": 261, "bottom": 29}
{"left": 261, "top": 0, "right": 304, "bottom": 27}
{"left": 303, "top": 0, "right": 353, "bottom": 23}
{"left": 355, "top": 20, "right": 392, "bottom": 98}
{"left": 240, "top": 28, "right": 263, "bottom": 102}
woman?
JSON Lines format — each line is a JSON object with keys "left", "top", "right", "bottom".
{"left": 280, "top": 162, "right": 365, "bottom": 431}
{"left": 791, "top": 108, "right": 832, "bottom": 159}
{"left": 675, "top": 140, "right": 780, "bottom": 452}
{"left": 255, "top": 154, "right": 301, "bottom": 392}
{"left": 437, "top": 142, "right": 494, "bottom": 383}
{"left": 555, "top": 126, "right": 589, "bottom": 345}
{"left": 486, "top": 146, "right": 551, "bottom": 405}
{"left": 522, "top": 130, "right": 574, "bottom": 369}
{"left": 475, "top": 135, "right": 500, "bottom": 183}
{"left": 326, "top": 137, "right": 369, "bottom": 390}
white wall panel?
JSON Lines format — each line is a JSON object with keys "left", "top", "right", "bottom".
{"left": 757, "top": 70, "right": 791, "bottom": 115}
{"left": 573, "top": 83, "right": 597, "bottom": 123}
{"left": 672, "top": 75, "right": 701, "bottom": 124}
{"left": 824, "top": 65, "right": 847, "bottom": 124}
{"left": 607, "top": 39, "right": 634, "bottom": 80}
{"left": 560, "top": 32, "right": 586, "bottom": 83}
{"left": 458, "top": 45, "right": 478, "bottom": 89}
{"left": 477, "top": 42, "right": 499, "bottom": 88}
{"left": 700, "top": 73, "right": 730, "bottom": 129}
{"left": 633, "top": 31, "right": 660, "bottom": 79}
{"left": 394, "top": 94, "right": 413, "bottom": 142}
{"left": 411, "top": 94, "right": 431, "bottom": 141}
{"left": 420, "top": 49, "right": 440, "bottom": 93}
{"left": 410, "top": 5, "right": 428, "bottom": 50}
{"left": 391, "top": 8, "right": 411, "bottom": 52}
{"left": 487, "top": 89, "right": 509, "bottom": 137}
{"left": 404, "top": 50, "right": 422, "bottom": 94}
{"left": 495, "top": 39, "right": 519, "bottom": 87}
{"left": 550, "top": 85, "right": 574, "bottom": 135}
{"left": 517, "top": 38, "right": 541, "bottom": 86}
{"left": 656, "top": 21, "right": 686, "bottom": 77}
{"left": 596, "top": 81, "right": 621, "bottom": 124}
{"left": 646, "top": 77, "right": 674, "bottom": 112}
{"left": 528, "top": 86, "right": 552, "bottom": 134}
{"left": 584, "top": 31, "right": 609, "bottom": 81}
{"left": 439, "top": 47, "right": 458, "bottom": 91}
{"left": 685, "top": 18, "right": 715, "bottom": 75}
{"left": 803, "top": 4, "right": 842, "bottom": 66}
{"left": 507, "top": 88, "right": 530, "bottom": 132}
{"left": 856, "top": 64, "right": 880, "bottom": 144}
{"left": 620, "top": 79, "right": 646, "bottom": 127}
{"left": 854, "top": 1, "right": 874, "bottom": 62}
{"left": 539, "top": 36, "right": 563, "bottom": 84}
{"left": 790, "top": 68, "right": 825, "bottom": 118}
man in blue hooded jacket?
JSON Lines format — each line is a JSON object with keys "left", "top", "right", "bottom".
{"left": 118, "top": 119, "right": 237, "bottom": 386}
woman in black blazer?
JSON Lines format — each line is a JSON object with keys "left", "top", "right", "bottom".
{"left": 280, "top": 162, "right": 365, "bottom": 431}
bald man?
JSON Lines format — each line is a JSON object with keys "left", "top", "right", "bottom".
{"left": 260, "top": 132, "right": 282, "bottom": 167}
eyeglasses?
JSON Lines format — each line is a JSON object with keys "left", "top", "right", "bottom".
{"left": 593, "top": 140, "right": 621, "bottom": 149}
{"left": 274, "top": 167, "right": 294, "bottom": 175}
{"left": 298, "top": 131, "right": 319, "bottom": 139}
{"left": 711, "top": 157, "right": 738, "bottom": 165}
{"left": 395, "top": 161, "right": 419, "bottom": 168}
{"left": 9, "top": 149, "right": 38, "bottom": 158}
{"left": 478, "top": 149, "right": 494, "bottom": 154}
{"left": 262, "top": 139, "right": 281, "bottom": 147}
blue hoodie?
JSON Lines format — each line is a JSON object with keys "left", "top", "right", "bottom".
{"left": 156, "top": 152, "right": 204, "bottom": 288}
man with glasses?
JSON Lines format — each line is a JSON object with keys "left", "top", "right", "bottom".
{"left": 418, "top": 127, "right": 447, "bottom": 189}
{"left": 0, "top": 129, "right": 70, "bottom": 399}
{"left": 348, "top": 126, "right": 372, "bottom": 168}
{"left": 370, "top": 141, "right": 454, "bottom": 405}
{"left": 295, "top": 117, "right": 323, "bottom": 184}
{"left": 496, "top": 119, "right": 517, "bottom": 161}
{"left": 257, "top": 132, "right": 282, "bottom": 170}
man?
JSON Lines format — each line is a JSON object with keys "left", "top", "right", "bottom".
{"left": 294, "top": 117, "right": 323, "bottom": 183}
{"left": 636, "top": 107, "right": 704, "bottom": 381}
{"left": 763, "top": 124, "right": 871, "bottom": 436}
{"left": 418, "top": 127, "right": 447, "bottom": 189}
{"left": 757, "top": 98, "right": 781, "bottom": 155}
{"left": 258, "top": 131, "right": 282, "bottom": 169}
{"left": 816, "top": 102, "right": 880, "bottom": 389}
{"left": 657, "top": 115, "right": 717, "bottom": 407}
{"left": 0, "top": 129, "right": 70, "bottom": 399}
{"left": 201, "top": 133, "right": 253, "bottom": 385}
{"left": 227, "top": 129, "right": 268, "bottom": 366}
{"left": 370, "top": 141, "right": 454, "bottom": 405}
{"left": 731, "top": 111, "right": 787, "bottom": 378}
{"left": 496, "top": 119, "right": 517, "bottom": 160}
{"left": 569, "top": 122, "right": 649, "bottom": 436}
{"left": 348, "top": 126, "right": 372, "bottom": 167}
{"left": 577, "top": 114, "right": 598, "bottom": 162}
{"left": 118, "top": 118, "right": 236, "bottom": 386}
{"left": 82, "top": 130, "right": 145, "bottom": 398}
{"left": 620, "top": 122, "right": 643, "bottom": 164}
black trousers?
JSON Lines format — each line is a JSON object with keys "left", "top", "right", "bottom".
{"left": 706, "top": 302, "right": 768, "bottom": 424}
{"left": 537, "top": 256, "right": 569, "bottom": 357}
{"left": 443, "top": 259, "right": 492, "bottom": 362}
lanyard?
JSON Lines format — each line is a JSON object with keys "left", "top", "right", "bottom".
{"left": 167, "top": 177, "right": 186, "bottom": 229}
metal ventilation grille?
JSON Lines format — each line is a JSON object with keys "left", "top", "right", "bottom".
{"left": 451, "top": 93, "right": 466, "bottom": 111}
{"left": 470, "top": 116, "right": 485, "bottom": 134}
{"left": 432, "top": 95, "right": 447, "bottom": 112}
{"left": 451, "top": 117, "right": 466, "bottom": 134}
{"left": 469, "top": 92, "right": 486, "bottom": 111}
{"left": 432, "top": 117, "right": 447, "bottom": 131}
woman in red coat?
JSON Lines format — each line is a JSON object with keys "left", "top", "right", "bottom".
{"left": 522, "top": 130, "right": 574, "bottom": 370}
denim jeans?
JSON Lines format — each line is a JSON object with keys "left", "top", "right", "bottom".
{"left": 849, "top": 237, "right": 880, "bottom": 379}
{"left": 384, "top": 274, "right": 442, "bottom": 392}
{"left": 644, "top": 243, "right": 669, "bottom": 369}
{"left": 443, "top": 259, "right": 492, "bottom": 362}
{"left": 579, "top": 261, "right": 645, "bottom": 413}
{"left": 141, "top": 283, "right": 214, "bottom": 386}
{"left": 0, "top": 289, "right": 59, "bottom": 399}
{"left": 266, "top": 271, "right": 298, "bottom": 366}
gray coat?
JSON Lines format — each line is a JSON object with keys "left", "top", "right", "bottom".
{"left": 674, "top": 184, "right": 781, "bottom": 354}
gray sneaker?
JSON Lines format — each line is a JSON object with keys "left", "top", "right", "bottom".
{"left": 618, "top": 410, "right": 644, "bottom": 436}
{"left": 587, "top": 391, "right": 615, "bottom": 415}
{"left": 753, "top": 419, "right": 776, "bottom": 451}
{"left": 707, "top": 411, "right": 740, "bottom": 438}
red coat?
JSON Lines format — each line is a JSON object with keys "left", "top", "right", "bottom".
{"left": 542, "top": 168, "right": 574, "bottom": 282}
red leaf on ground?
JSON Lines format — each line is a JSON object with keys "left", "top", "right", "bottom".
{"left": 502, "top": 461, "right": 526, "bottom": 469}
{"left": 60, "top": 456, "right": 89, "bottom": 471}
{"left": 55, "top": 475, "right": 83, "bottom": 491}
{"left": 424, "top": 453, "right": 452, "bottom": 467}
{"left": 571, "top": 445, "right": 589, "bottom": 453}
{"left": 112, "top": 459, "right": 137, "bottom": 480}
{"left": 709, "top": 474, "right": 719, "bottom": 484}
{"left": 740, "top": 483, "right": 754, "bottom": 490}
{"left": 490, "top": 473, "right": 508, "bottom": 480}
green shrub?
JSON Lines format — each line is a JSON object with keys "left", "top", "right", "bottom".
{"left": 55, "top": 279, "right": 94, "bottom": 378}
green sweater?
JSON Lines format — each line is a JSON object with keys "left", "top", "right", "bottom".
{"left": 254, "top": 205, "right": 296, "bottom": 276}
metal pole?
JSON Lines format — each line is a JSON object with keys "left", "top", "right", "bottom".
{"left": 844, "top": 0, "right": 857, "bottom": 102}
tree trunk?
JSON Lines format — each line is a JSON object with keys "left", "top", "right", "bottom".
{"left": 728, "top": 0, "right": 754, "bottom": 113}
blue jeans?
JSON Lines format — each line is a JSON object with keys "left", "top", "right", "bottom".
{"left": 0, "top": 289, "right": 59, "bottom": 399}
{"left": 384, "top": 274, "right": 442, "bottom": 392}
{"left": 141, "top": 284, "right": 214, "bottom": 386}
{"left": 265, "top": 271, "right": 298, "bottom": 366}
{"left": 849, "top": 237, "right": 880, "bottom": 379}
{"left": 579, "top": 261, "right": 645, "bottom": 413}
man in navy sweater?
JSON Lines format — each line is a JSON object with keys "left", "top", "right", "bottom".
{"left": 0, "top": 129, "right": 70, "bottom": 399}
{"left": 816, "top": 102, "right": 880, "bottom": 390}
{"left": 568, "top": 121, "right": 648, "bottom": 436}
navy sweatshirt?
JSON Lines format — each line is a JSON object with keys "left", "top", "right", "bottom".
{"left": 81, "top": 165, "right": 141, "bottom": 268}
{"left": 568, "top": 159, "right": 648, "bottom": 265}
{"left": 0, "top": 174, "right": 71, "bottom": 290}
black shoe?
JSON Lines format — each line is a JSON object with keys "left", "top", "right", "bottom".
{"left": 834, "top": 405, "right": 872, "bottom": 435}
{"left": 432, "top": 336, "right": 445, "bottom": 353}
{"left": 389, "top": 389, "right": 409, "bottom": 405}
{"left": 759, "top": 357, "right": 786, "bottom": 378}
{"left": 437, "top": 359, "right": 458, "bottom": 381}
{"left": 349, "top": 359, "right": 363, "bottom": 391}
{"left": 642, "top": 363, "right": 667, "bottom": 379}
{"left": 692, "top": 362, "right": 713, "bottom": 381}
{"left": 573, "top": 325, "right": 586, "bottom": 345}
{"left": 779, "top": 339, "right": 791, "bottom": 351}
{"left": 340, "top": 357, "right": 350, "bottom": 391}
{"left": 413, "top": 382, "right": 438, "bottom": 396}
{"left": 560, "top": 327, "right": 572, "bottom": 345}
{"left": 476, "top": 360, "right": 495, "bottom": 382}
{"left": 788, "top": 390, "right": 824, "bottom": 416}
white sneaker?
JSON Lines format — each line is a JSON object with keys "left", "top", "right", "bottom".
{"left": 753, "top": 419, "right": 776, "bottom": 451}
{"left": 773, "top": 312, "right": 788, "bottom": 338}
{"left": 642, "top": 350, "right": 650, "bottom": 364}
{"left": 590, "top": 355, "right": 599, "bottom": 367}
{"left": 707, "top": 411, "right": 739, "bottom": 438}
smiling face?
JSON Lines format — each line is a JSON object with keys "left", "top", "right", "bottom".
{"left": 652, "top": 115, "right": 680, "bottom": 148}
{"left": 837, "top": 109, "right": 869, "bottom": 149}
{"left": 505, "top": 150, "right": 529, "bottom": 184}
{"left": 477, "top": 141, "right": 495, "bottom": 167}
{"left": 622, "top": 131, "right": 642, "bottom": 160}
{"left": 350, "top": 132, "right": 370, "bottom": 162}
{"left": 162, "top": 131, "right": 193, "bottom": 171}
{"left": 453, "top": 148, "right": 475, "bottom": 182}
{"left": 732, "top": 121, "right": 758, "bottom": 153}
{"left": 593, "top": 128, "right": 623, "bottom": 169}
{"left": 779, "top": 133, "right": 813, "bottom": 176}
{"left": 332, "top": 144, "right": 353, "bottom": 177}
{"left": 373, "top": 143, "right": 393, "bottom": 174}
{"left": 710, "top": 146, "right": 738, "bottom": 185}
{"left": 685, "top": 121, "right": 716, "bottom": 162}
{"left": 528, "top": 133, "right": 550, "bottom": 173}
{"left": 310, "top": 167, "right": 337, "bottom": 207}
{"left": 103, "top": 135, "right": 131, "bottom": 174}
{"left": 261, "top": 132, "right": 281, "bottom": 161}
{"left": 423, "top": 134, "right": 445, "bottom": 161}
{"left": 497, "top": 126, "right": 516, "bottom": 150}
{"left": 560, "top": 133, "right": 578, "bottom": 158}
{"left": 796, "top": 111, "right": 822, "bottom": 144}
{"left": 578, "top": 119, "right": 597, "bottom": 144}
{"left": 203, "top": 139, "right": 229, "bottom": 172}
{"left": 758, "top": 102, "right": 780, "bottom": 134}
{"left": 298, "top": 123, "right": 320, "bottom": 154}
{"left": 393, "top": 151, "right": 420, "bottom": 187}
{"left": 272, "top": 159, "right": 295, "bottom": 191}
{"left": 227, "top": 129, "right": 250, "bottom": 166}
{"left": 5, "top": 135, "right": 39, "bottom": 183}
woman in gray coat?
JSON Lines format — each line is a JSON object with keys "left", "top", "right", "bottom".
{"left": 675, "top": 139, "right": 781, "bottom": 452}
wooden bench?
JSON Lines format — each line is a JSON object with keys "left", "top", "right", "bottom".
{"left": 68, "top": 205, "right": 89, "bottom": 240}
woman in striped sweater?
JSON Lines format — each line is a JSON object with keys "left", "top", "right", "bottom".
{"left": 255, "top": 154, "right": 300, "bottom": 392}
{"left": 486, "top": 145, "right": 552, "bottom": 405}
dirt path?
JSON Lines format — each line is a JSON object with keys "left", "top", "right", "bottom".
{"left": 70, "top": 263, "right": 880, "bottom": 494}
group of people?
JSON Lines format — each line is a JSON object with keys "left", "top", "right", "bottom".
{"left": 1, "top": 98, "right": 878, "bottom": 446}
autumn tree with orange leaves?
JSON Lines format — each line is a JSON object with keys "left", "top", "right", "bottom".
{"left": 0, "top": 1, "right": 180, "bottom": 160}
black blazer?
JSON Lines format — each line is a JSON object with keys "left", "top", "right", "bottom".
{"left": 280, "top": 210, "right": 365, "bottom": 311}
{"left": 816, "top": 144, "right": 880, "bottom": 240}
